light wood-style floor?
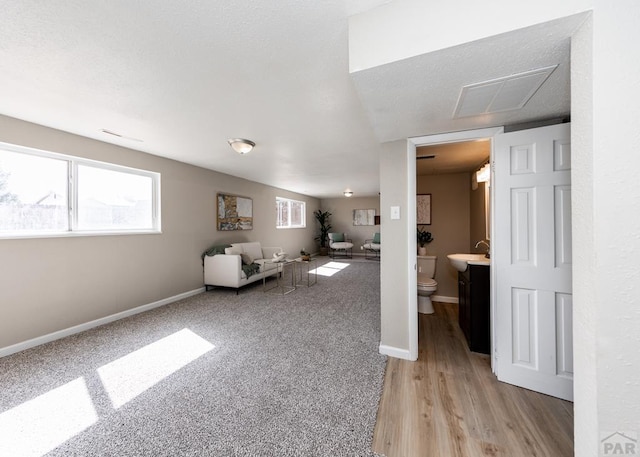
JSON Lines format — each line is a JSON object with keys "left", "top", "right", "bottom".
{"left": 373, "top": 302, "right": 574, "bottom": 457}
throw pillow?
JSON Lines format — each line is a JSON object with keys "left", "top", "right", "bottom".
{"left": 373, "top": 232, "right": 381, "bottom": 244}
{"left": 240, "top": 253, "right": 253, "bottom": 265}
{"left": 242, "top": 242, "right": 264, "bottom": 261}
{"left": 331, "top": 233, "right": 344, "bottom": 242}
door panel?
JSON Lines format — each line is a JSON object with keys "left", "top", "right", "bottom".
{"left": 555, "top": 293, "right": 574, "bottom": 378}
{"left": 511, "top": 287, "right": 537, "bottom": 368}
{"left": 511, "top": 188, "right": 535, "bottom": 265}
{"left": 494, "top": 123, "right": 573, "bottom": 401}
{"left": 555, "top": 186, "right": 573, "bottom": 268}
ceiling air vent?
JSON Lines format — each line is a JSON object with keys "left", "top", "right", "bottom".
{"left": 101, "top": 129, "right": 143, "bottom": 142}
{"left": 416, "top": 154, "right": 435, "bottom": 160}
{"left": 453, "top": 65, "right": 558, "bottom": 118}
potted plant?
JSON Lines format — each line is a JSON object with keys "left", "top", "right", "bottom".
{"left": 314, "top": 210, "right": 332, "bottom": 256}
{"left": 417, "top": 226, "right": 434, "bottom": 256}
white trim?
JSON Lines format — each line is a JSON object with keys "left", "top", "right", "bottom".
{"left": 0, "top": 140, "right": 157, "bottom": 177}
{"left": 406, "top": 140, "right": 418, "bottom": 361}
{"left": 432, "top": 295, "right": 458, "bottom": 304}
{"left": 0, "top": 287, "right": 205, "bottom": 358}
{"left": 410, "top": 126, "right": 504, "bottom": 373}
{"left": 410, "top": 126, "right": 505, "bottom": 146}
{"left": 0, "top": 229, "right": 162, "bottom": 240}
{"left": 0, "top": 140, "right": 161, "bottom": 238}
{"left": 490, "top": 139, "right": 498, "bottom": 375}
{"left": 379, "top": 343, "right": 414, "bottom": 361}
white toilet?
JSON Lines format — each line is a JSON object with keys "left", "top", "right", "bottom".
{"left": 417, "top": 255, "right": 438, "bottom": 314}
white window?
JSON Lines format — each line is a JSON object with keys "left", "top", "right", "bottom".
{"left": 0, "top": 142, "right": 160, "bottom": 238}
{"left": 76, "top": 164, "right": 154, "bottom": 231}
{"left": 0, "top": 150, "right": 69, "bottom": 233}
{"left": 276, "top": 197, "right": 306, "bottom": 229}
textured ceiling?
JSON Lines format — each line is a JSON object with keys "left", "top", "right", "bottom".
{"left": 417, "top": 140, "right": 490, "bottom": 176}
{"left": 0, "top": 2, "right": 587, "bottom": 198}
{"left": 350, "top": 14, "right": 589, "bottom": 143}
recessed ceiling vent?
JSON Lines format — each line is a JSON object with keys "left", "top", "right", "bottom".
{"left": 101, "top": 129, "right": 143, "bottom": 142}
{"left": 416, "top": 154, "right": 436, "bottom": 160}
{"left": 453, "top": 65, "right": 558, "bottom": 118}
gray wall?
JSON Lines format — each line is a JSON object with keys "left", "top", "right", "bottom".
{"left": 320, "top": 196, "right": 380, "bottom": 253}
{"left": 416, "top": 172, "right": 470, "bottom": 298}
{"left": 0, "top": 115, "right": 319, "bottom": 350}
{"left": 379, "top": 140, "right": 410, "bottom": 353}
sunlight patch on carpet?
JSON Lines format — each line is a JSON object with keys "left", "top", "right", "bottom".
{"left": 0, "top": 377, "right": 98, "bottom": 457}
{"left": 97, "top": 328, "right": 214, "bottom": 409}
{"left": 313, "top": 261, "right": 350, "bottom": 277}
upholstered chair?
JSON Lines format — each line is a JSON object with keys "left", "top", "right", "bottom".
{"left": 362, "top": 232, "right": 380, "bottom": 260}
{"left": 328, "top": 232, "right": 354, "bottom": 258}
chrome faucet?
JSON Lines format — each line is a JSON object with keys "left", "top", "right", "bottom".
{"left": 475, "top": 239, "right": 490, "bottom": 258}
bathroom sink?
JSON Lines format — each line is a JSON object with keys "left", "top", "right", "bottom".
{"left": 447, "top": 253, "right": 490, "bottom": 272}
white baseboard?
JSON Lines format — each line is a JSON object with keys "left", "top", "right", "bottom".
{"left": 379, "top": 344, "right": 415, "bottom": 360}
{"left": 0, "top": 287, "right": 206, "bottom": 358}
{"left": 433, "top": 295, "right": 458, "bottom": 304}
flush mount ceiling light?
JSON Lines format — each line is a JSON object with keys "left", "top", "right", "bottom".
{"left": 228, "top": 138, "right": 256, "bottom": 154}
{"left": 476, "top": 163, "right": 491, "bottom": 183}
{"left": 344, "top": 191, "right": 353, "bottom": 197}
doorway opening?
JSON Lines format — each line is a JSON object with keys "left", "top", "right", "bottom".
{"left": 407, "top": 127, "right": 503, "bottom": 366}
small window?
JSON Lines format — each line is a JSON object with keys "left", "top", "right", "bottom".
{"left": 0, "top": 142, "right": 160, "bottom": 238}
{"left": 276, "top": 197, "right": 306, "bottom": 229}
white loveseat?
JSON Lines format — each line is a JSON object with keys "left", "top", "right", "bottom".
{"left": 204, "top": 242, "right": 283, "bottom": 293}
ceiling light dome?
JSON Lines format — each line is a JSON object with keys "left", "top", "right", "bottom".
{"left": 228, "top": 138, "right": 256, "bottom": 154}
{"left": 344, "top": 191, "right": 353, "bottom": 197}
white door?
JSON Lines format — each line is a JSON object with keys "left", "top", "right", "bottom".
{"left": 494, "top": 123, "right": 573, "bottom": 401}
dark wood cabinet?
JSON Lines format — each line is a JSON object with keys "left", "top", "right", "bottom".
{"left": 458, "top": 265, "right": 490, "bottom": 354}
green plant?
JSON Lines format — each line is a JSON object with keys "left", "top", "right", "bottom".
{"left": 313, "top": 210, "right": 332, "bottom": 248}
{"left": 417, "top": 226, "right": 434, "bottom": 247}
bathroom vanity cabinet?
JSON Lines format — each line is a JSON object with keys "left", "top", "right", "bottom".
{"left": 458, "top": 264, "right": 490, "bottom": 354}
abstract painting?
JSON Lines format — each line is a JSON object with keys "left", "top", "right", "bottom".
{"left": 217, "top": 193, "right": 253, "bottom": 230}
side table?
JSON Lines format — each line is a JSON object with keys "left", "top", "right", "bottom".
{"left": 263, "top": 259, "right": 296, "bottom": 294}
{"left": 294, "top": 257, "right": 317, "bottom": 287}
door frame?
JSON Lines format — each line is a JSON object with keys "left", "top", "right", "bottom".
{"left": 409, "top": 126, "right": 503, "bottom": 367}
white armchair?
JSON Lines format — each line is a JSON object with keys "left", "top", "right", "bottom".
{"left": 362, "top": 232, "right": 380, "bottom": 260}
{"left": 328, "top": 232, "right": 353, "bottom": 259}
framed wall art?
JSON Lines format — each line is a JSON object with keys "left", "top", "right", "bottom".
{"left": 353, "top": 208, "right": 376, "bottom": 226}
{"left": 417, "top": 194, "right": 431, "bottom": 225}
{"left": 217, "top": 193, "right": 253, "bottom": 231}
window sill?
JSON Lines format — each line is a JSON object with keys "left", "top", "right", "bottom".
{"left": 0, "top": 229, "right": 162, "bottom": 240}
